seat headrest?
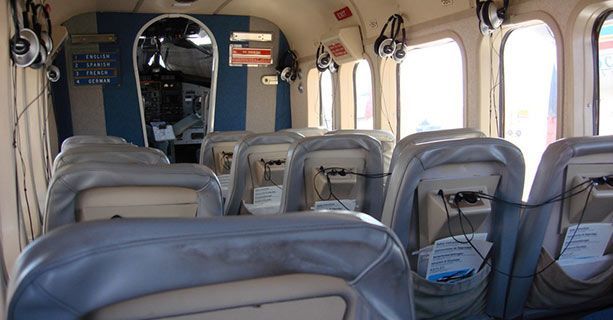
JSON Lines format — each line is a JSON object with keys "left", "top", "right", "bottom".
{"left": 45, "top": 163, "right": 223, "bottom": 232}
{"left": 8, "top": 212, "right": 415, "bottom": 320}
{"left": 61, "top": 135, "right": 127, "bottom": 151}
{"left": 200, "top": 131, "right": 253, "bottom": 166}
{"left": 52, "top": 144, "right": 169, "bottom": 174}
{"left": 282, "top": 127, "right": 329, "bottom": 137}
{"left": 327, "top": 129, "right": 396, "bottom": 142}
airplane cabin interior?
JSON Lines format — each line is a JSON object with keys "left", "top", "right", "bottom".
{"left": 0, "top": 0, "right": 612, "bottom": 319}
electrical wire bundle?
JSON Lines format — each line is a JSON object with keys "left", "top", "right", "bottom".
{"left": 436, "top": 176, "right": 607, "bottom": 280}
{"left": 260, "top": 158, "right": 285, "bottom": 190}
{"left": 313, "top": 166, "right": 391, "bottom": 210}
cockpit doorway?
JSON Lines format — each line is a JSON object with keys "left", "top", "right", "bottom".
{"left": 134, "top": 15, "right": 217, "bottom": 163}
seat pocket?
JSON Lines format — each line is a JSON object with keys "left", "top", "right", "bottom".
{"left": 527, "top": 248, "right": 613, "bottom": 309}
{"left": 412, "top": 265, "right": 490, "bottom": 320}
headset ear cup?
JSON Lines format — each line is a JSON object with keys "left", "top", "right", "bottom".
{"left": 328, "top": 61, "right": 338, "bottom": 74}
{"left": 393, "top": 42, "right": 408, "bottom": 63}
{"left": 317, "top": 51, "right": 332, "bottom": 72}
{"left": 280, "top": 67, "right": 293, "bottom": 82}
{"left": 374, "top": 35, "right": 386, "bottom": 56}
{"left": 30, "top": 46, "right": 46, "bottom": 69}
{"left": 378, "top": 38, "right": 396, "bottom": 58}
{"left": 40, "top": 31, "right": 53, "bottom": 55}
{"left": 11, "top": 28, "right": 40, "bottom": 68}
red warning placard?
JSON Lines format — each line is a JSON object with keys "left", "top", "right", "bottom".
{"left": 327, "top": 42, "right": 348, "bottom": 58}
{"left": 334, "top": 7, "right": 353, "bottom": 21}
{"left": 230, "top": 45, "right": 273, "bottom": 66}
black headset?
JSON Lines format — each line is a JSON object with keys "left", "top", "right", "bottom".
{"left": 277, "top": 49, "right": 298, "bottom": 82}
{"left": 476, "top": 0, "right": 509, "bottom": 34}
{"left": 10, "top": 0, "right": 54, "bottom": 69}
{"left": 374, "top": 14, "right": 407, "bottom": 63}
{"left": 316, "top": 43, "right": 338, "bottom": 73}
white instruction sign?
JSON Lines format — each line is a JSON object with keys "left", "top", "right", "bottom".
{"left": 559, "top": 223, "right": 612, "bottom": 260}
{"left": 253, "top": 185, "right": 283, "bottom": 206}
{"left": 313, "top": 199, "right": 357, "bottom": 211}
{"left": 426, "top": 233, "right": 492, "bottom": 283}
{"left": 218, "top": 174, "right": 231, "bottom": 197}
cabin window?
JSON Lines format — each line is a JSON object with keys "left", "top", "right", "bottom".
{"left": 354, "top": 60, "right": 374, "bottom": 129}
{"left": 398, "top": 39, "right": 464, "bottom": 138}
{"left": 595, "top": 11, "right": 613, "bottom": 135}
{"left": 320, "top": 70, "right": 334, "bottom": 130}
{"left": 501, "top": 22, "right": 558, "bottom": 196}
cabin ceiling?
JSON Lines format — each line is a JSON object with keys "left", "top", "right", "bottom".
{"left": 46, "top": 0, "right": 475, "bottom": 58}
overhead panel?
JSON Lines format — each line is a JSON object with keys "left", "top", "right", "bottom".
{"left": 321, "top": 26, "right": 364, "bottom": 65}
{"left": 136, "top": 0, "right": 228, "bottom": 14}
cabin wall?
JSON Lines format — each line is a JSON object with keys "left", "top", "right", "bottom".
{"left": 292, "top": 0, "right": 609, "bottom": 137}
{"left": 1, "top": 1, "right": 55, "bottom": 272}
{"left": 51, "top": 13, "right": 292, "bottom": 147}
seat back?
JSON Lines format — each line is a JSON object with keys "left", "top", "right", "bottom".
{"left": 327, "top": 129, "right": 396, "bottom": 173}
{"left": 282, "top": 127, "right": 328, "bottom": 137}
{"left": 280, "top": 134, "right": 384, "bottom": 219}
{"left": 52, "top": 144, "right": 169, "bottom": 174}
{"left": 382, "top": 137, "right": 524, "bottom": 319}
{"left": 225, "top": 132, "right": 302, "bottom": 215}
{"left": 199, "top": 131, "right": 252, "bottom": 171}
{"left": 61, "top": 135, "right": 127, "bottom": 151}
{"left": 506, "top": 136, "right": 613, "bottom": 318}
{"left": 8, "top": 213, "right": 415, "bottom": 320}
{"left": 44, "top": 163, "right": 223, "bottom": 232}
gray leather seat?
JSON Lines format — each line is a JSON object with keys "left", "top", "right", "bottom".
{"left": 7, "top": 212, "right": 415, "bottom": 320}
{"left": 44, "top": 162, "right": 223, "bottom": 232}
{"left": 282, "top": 127, "right": 328, "bottom": 137}
{"left": 506, "top": 136, "right": 613, "bottom": 319}
{"left": 61, "top": 135, "right": 127, "bottom": 151}
{"left": 381, "top": 137, "right": 524, "bottom": 319}
{"left": 199, "top": 131, "right": 252, "bottom": 172}
{"left": 224, "top": 132, "right": 303, "bottom": 215}
{"left": 326, "top": 129, "right": 396, "bottom": 173}
{"left": 52, "top": 144, "right": 170, "bottom": 174}
{"left": 279, "top": 134, "right": 384, "bottom": 219}
{"left": 390, "top": 128, "right": 486, "bottom": 171}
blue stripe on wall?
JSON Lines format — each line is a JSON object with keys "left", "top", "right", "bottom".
{"left": 97, "top": 13, "right": 157, "bottom": 146}
{"left": 193, "top": 15, "right": 249, "bottom": 131}
{"left": 50, "top": 47, "right": 74, "bottom": 147}
{"left": 275, "top": 32, "right": 292, "bottom": 131}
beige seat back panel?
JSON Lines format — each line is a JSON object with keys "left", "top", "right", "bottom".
{"left": 76, "top": 187, "right": 199, "bottom": 221}
{"left": 87, "top": 274, "right": 352, "bottom": 320}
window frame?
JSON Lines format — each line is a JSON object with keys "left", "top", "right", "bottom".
{"left": 498, "top": 19, "right": 562, "bottom": 140}
{"left": 353, "top": 59, "right": 374, "bottom": 130}
{"left": 396, "top": 36, "right": 467, "bottom": 137}
{"left": 319, "top": 70, "right": 334, "bottom": 130}
{"left": 592, "top": 10, "right": 613, "bottom": 136}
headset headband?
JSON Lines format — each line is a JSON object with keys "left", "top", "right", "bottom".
{"left": 33, "top": 4, "right": 52, "bottom": 38}
{"left": 378, "top": 15, "right": 398, "bottom": 39}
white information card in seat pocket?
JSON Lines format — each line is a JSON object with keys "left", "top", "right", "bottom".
{"left": 313, "top": 199, "right": 357, "bottom": 211}
{"left": 425, "top": 233, "right": 492, "bottom": 283}
{"left": 559, "top": 223, "right": 612, "bottom": 260}
{"left": 253, "top": 186, "right": 283, "bottom": 206}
